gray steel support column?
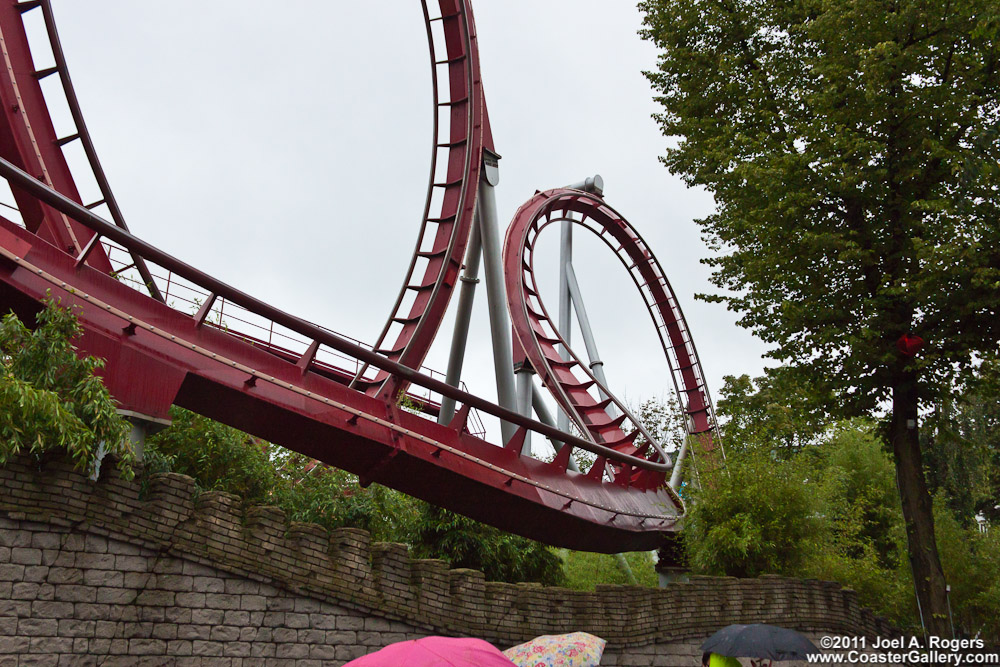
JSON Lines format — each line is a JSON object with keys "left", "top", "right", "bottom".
{"left": 616, "top": 553, "right": 639, "bottom": 585}
{"left": 438, "top": 221, "right": 483, "bottom": 425}
{"left": 92, "top": 410, "right": 170, "bottom": 480}
{"left": 565, "top": 261, "right": 615, "bottom": 415}
{"left": 669, "top": 435, "right": 689, "bottom": 490}
{"left": 531, "top": 384, "right": 580, "bottom": 473}
{"left": 557, "top": 218, "right": 573, "bottom": 434}
{"left": 476, "top": 153, "right": 518, "bottom": 444}
{"left": 554, "top": 175, "right": 604, "bottom": 436}
{"left": 515, "top": 364, "right": 534, "bottom": 455}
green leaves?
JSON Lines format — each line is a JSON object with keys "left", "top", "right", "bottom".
{"left": 640, "top": 0, "right": 1000, "bottom": 401}
{"left": 409, "top": 505, "right": 565, "bottom": 586}
{"left": 0, "top": 298, "right": 132, "bottom": 478}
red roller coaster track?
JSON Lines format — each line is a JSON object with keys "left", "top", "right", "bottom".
{"left": 504, "top": 190, "right": 718, "bottom": 491}
{"left": 0, "top": 0, "right": 718, "bottom": 552}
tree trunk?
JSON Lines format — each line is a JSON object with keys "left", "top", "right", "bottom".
{"left": 891, "top": 369, "right": 950, "bottom": 638}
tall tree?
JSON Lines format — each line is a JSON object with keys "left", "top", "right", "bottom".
{"left": 640, "top": 0, "right": 1000, "bottom": 636}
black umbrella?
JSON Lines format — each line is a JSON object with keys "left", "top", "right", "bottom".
{"left": 701, "top": 624, "right": 820, "bottom": 662}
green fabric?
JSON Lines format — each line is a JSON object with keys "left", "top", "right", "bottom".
{"left": 710, "top": 653, "right": 743, "bottom": 667}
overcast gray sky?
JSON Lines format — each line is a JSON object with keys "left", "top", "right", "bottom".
{"left": 35, "top": 1, "right": 771, "bottom": 435}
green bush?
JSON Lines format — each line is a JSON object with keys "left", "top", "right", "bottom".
{"left": 933, "top": 498, "right": 1000, "bottom": 641}
{"left": 799, "top": 423, "right": 915, "bottom": 628}
{"left": 146, "top": 407, "right": 280, "bottom": 504}
{"left": 410, "top": 504, "right": 565, "bottom": 585}
{"left": 682, "top": 445, "right": 821, "bottom": 577}
{"left": 271, "top": 453, "right": 419, "bottom": 544}
{"left": 0, "top": 298, "right": 132, "bottom": 478}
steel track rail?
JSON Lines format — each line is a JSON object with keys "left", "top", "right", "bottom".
{"left": 15, "top": 0, "right": 164, "bottom": 303}
{"left": 0, "top": 0, "right": 110, "bottom": 273}
{"left": 351, "top": 0, "right": 483, "bottom": 399}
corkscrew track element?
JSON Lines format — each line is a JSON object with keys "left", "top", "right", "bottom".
{"left": 504, "top": 189, "right": 718, "bottom": 487}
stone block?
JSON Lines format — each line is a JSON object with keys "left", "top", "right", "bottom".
{"left": 336, "top": 617, "right": 364, "bottom": 631}
{"left": 204, "top": 593, "right": 240, "bottom": 610}
{"left": 83, "top": 570, "right": 123, "bottom": 587}
{"left": 17, "top": 618, "right": 58, "bottom": 636}
{"left": 134, "top": 590, "right": 175, "bottom": 606}
{"left": 297, "top": 629, "right": 326, "bottom": 644}
{"left": 10, "top": 549, "right": 41, "bottom": 566}
{"left": 29, "top": 533, "right": 60, "bottom": 550}
{"left": 30, "top": 601, "right": 74, "bottom": 619}
{"left": 223, "top": 641, "right": 251, "bottom": 657}
{"left": 84, "top": 535, "right": 108, "bottom": 554}
{"left": 0, "top": 530, "right": 29, "bottom": 549}
{"left": 309, "top": 644, "right": 338, "bottom": 660}
{"left": 156, "top": 575, "right": 193, "bottom": 592}
{"left": 11, "top": 582, "right": 40, "bottom": 600}
{"left": 0, "top": 637, "right": 29, "bottom": 654}
{"left": 191, "top": 640, "right": 224, "bottom": 657}
{"left": 114, "top": 555, "right": 148, "bottom": 572}
{"left": 128, "top": 638, "right": 167, "bottom": 655}
{"left": 190, "top": 609, "right": 224, "bottom": 626}
{"left": 138, "top": 606, "right": 165, "bottom": 623}
{"left": 192, "top": 578, "right": 225, "bottom": 594}
{"left": 74, "top": 604, "right": 111, "bottom": 621}
{"left": 96, "top": 588, "right": 137, "bottom": 605}
{"left": 23, "top": 567, "right": 50, "bottom": 584}
{"left": 75, "top": 553, "right": 116, "bottom": 570}
{"left": 151, "top": 623, "right": 178, "bottom": 640}
{"left": 284, "top": 612, "right": 310, "bottom": 629}
{"left": 240, "top": 595, "right": 267, "bottom": 611}
{"left": 223, "top": 610, "right": 250, "bottom": 626}
{"left": 164, "top": 607, "right": 193, "bottom": 624}
{"left": 210, "top": 626, "right": 241, "bottom": 642}
{"left": 54, "top": 584, "right": 97, "bottom": 603}
{"left": 272, "top": 627, "right": 297, "bottom": 643}
{"left": 166, "top": 640, "right": 192, "bottom": 656}
{"left": 177, "top": 625, "right": 211, "bottom": 641}
{"left": 336, "top": 645, "right": 368, "bottom": 661}
{"left": 275, "top": 642, "right": 309, "bottom": 659}
{"left": 324, "top": 631, "right": 358, "bottom": 645}
{"left": 175, "top": 592, "right": 206, "bottom": 608}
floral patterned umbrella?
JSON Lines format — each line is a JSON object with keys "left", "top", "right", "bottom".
{"left": 504, "top": 632, "right": 607, "bottom": 667}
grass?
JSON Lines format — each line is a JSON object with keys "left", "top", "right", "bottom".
{"left": 560, "top": 550, "right": 659, "bottom": 590}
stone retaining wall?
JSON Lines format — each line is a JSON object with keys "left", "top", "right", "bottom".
{"left": 0, "top": 455, "right": 895, "bottom": 665}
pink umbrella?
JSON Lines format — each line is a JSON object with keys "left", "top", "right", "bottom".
{"left": 344, "top": 636, "right": 517, "bottom": 667}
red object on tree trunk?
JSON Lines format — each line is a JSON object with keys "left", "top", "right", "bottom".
{"left": 896, "top": 333, "right": 925, "bottom": 357}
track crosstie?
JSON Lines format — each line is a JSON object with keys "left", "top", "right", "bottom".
{"left": 0, "top": 0, "right": 719, "bottom": 552}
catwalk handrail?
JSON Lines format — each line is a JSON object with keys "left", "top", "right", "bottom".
{"left": 0, "top": 156, "right": 672, "bottom": 475}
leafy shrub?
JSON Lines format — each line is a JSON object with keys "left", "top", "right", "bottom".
{"left": 271, "top": 453, "right": 419, "bottom": 544}
{"left": 933, "top": 498, "right": 1000, "bottom": 641}
{"left": 0, "top": 298, "right": 132, "bottom": 478}
{"left": 146, "top": 406, "right": 280, "bottom": 504}
{"left": 682, "top": 445, "right": 821, "bottom": 577}
{"left": 410, "top": 504, "right": 565, "bottom": 585}
{"left": 799, "top": 423, "right": 915, "bottom": 628}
